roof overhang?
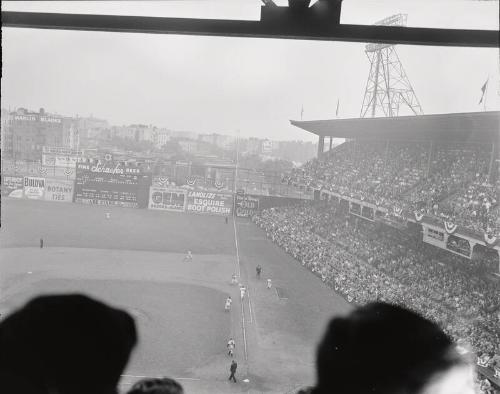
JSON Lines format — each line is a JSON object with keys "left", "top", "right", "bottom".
{"left": 290, "top": 111, "right": 500, "bottom": 143}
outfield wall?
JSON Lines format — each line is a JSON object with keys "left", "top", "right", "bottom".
{"left": 247, "top": 194, "right": 305, "bottom": 211}
{"left": 2, "top": 172, "right": 309, "bottom": 217}
{"left": 1, "top": 175, "right": 75, "bottom": 202}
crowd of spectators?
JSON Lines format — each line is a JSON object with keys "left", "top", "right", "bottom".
{"left": 282, "top": 141, "right": 498, "bottom": 236}
{"left": 1, "top": 293, "right": 487, "bottom": 394}
{"left": 253, "top": 202, "right": 500, "bottom": 389}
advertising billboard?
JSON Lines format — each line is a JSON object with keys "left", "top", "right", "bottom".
{"left": 148, "top": 187, "right": 186, "bottom": 212}
{"left": 235, "top": 194, "right": 259, "bottom": 217}
{"left": 42, "top": 154, "right": 84, "bottom": 168}
{"left": 186, "top": 191, "right": 233, "bottom": 216}
{"left": 23, "top": 177, "right": 45, "bottom": 200}
{"left": 1, "top": 175, "right": 24, "bottom": 197}
{"left": 42, "top": 146, "right": 85, "bottom": 168}
{"left": 74, "top": 162, "right": 152, "bottom": 208}
{"left": 44, "top": 178, "right": 74, "bottom": 202}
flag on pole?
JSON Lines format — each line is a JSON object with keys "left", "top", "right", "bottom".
{"left": 301, "top": 105, "right": 304, "bottom": 120}
{"left": 335, "top": 99, "right": 340, "bottom": 117}
{"left": 479, "top": 78, "right": 489, "bottom": 104}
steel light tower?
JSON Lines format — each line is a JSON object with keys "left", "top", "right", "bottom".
{"left": 360, "top": 14, "right": 424, "bottom": 118}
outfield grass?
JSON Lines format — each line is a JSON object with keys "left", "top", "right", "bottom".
{"left": 1, "top": 199, "right": 235, "bottom": 254}
{"left": 0, "top": 198, "right": 352, "bottom": 393}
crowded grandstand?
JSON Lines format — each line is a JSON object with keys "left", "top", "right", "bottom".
{"left": 2, "top": 1, "right": 500, "bottom": 393}
{"left": 264, "top": 110, "right": 500, "bottom": 390}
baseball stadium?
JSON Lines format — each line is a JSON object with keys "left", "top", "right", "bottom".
{"left": 2, "top": 109, "right": 499, "bottom": 393}
{"left": 1, "top": 2, "right": 500, "bottom": 394}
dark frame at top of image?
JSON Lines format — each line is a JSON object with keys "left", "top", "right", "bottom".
{"left": 2, "top": 0, "right": 499, "bottom": 48}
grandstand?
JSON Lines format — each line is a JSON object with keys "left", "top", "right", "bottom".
{"left": 289, "top": 111, "right": 500, "bottom": 254}
{"left": 267, "top": 110, "right": 500, "bottom": 389}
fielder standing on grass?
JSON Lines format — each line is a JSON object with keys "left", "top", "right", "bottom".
{"left": 183, "top": 251, "right": 193, "bottom": 262}
{"left": 256, "top": 265, "right": 262, "bottom": 279}
{"left": 40, "top": 238, "right": 43, "bottom": 249}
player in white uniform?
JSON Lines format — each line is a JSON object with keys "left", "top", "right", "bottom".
{"left": 225, "top": 296, "right": 232, "bottom": 312}
{"left": 267, "top": 279, "right": 272, "bottom": 289}
{"left": 231, "top": 274, "right": 238, "bottom": 285}
{"left": 227, "top": 338, "right": 236, "bottom": 357}
{"left": 240, "top": 285, "right": 246, "bottom": 300}
{"left": 183, "top": 251, "right": 193, "bottom": 262}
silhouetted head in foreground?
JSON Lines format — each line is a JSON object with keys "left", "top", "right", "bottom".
{"left": 312, "top": 302, "right": 474, "bottom": 394}
{"left": 0, "top": 294, "right": 137, "bottom": 394}
{"left": 127, "top": 377, "right": 184, "bottom": 394}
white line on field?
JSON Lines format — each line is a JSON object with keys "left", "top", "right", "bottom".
{"left": 241, "top": 297, "right": 248, "bottom": 362}
{"left": 247, "top": 289, "right": 253, "bottom": 324}
{"left": 232, "top": 217, "right": 248, "bottom": 362}
{"left": 233, "top": 218, "right": 241, "bottom": 278}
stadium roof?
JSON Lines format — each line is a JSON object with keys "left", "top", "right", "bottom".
{"left": 290, "top": 111, "right": 500, "bottom": 143}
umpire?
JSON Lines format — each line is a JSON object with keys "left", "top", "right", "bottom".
{"left": 228, "top": 360, "right": 237, "bottom": 383}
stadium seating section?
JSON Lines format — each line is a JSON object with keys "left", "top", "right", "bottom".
{"left": 273, "top": 141, "right": 500, "bottom": 388}
{"left": 253, "top": 203, "right": 500, "bottom": 389}
{"left": 282, "top": 141, "right": 499, "bottom": 237}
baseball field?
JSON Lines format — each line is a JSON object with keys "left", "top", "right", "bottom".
{"left": 0, "top": 198, "right": 352, "bottom": 394}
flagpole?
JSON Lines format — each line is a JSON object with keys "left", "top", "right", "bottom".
{"left": 483, "top": 76, "right": 489, "bottom": 111}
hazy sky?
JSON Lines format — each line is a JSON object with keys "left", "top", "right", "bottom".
{"left": 2, "top": 0, "right": 499, "bottom": 141}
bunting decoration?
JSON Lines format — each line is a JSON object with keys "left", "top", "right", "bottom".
{"left": 444, "top": 220, "right": 458, "bottom": 234}
{"left": 414, "top": 210, "right": 424, "bottom": 222}
{"left": 38, "top": 167, "right": 48, "bottom": 176}
{"left": 186, "top": 176, "right": 197, "bottom": 187}
{"left": 63, "top": 168, "right": 73, "bottom": 177}
{"left": 484, "top": 232, "right": 498, "bottom": 246}
{"left": 214, "top": 180, "right": 224, "bottom": 190}
{"left": 157, "top": 176, "right": 169, "bottom": 186}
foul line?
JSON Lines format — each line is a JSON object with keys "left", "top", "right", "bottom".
{"left": 247, "top": 288, "right": 253, "bottom": 324}
{"left": 232, "top": 218, "right": 248, "bottom": 362}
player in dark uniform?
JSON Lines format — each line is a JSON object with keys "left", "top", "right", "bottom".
{"left": 256, "top": 265, "right": 262, "bottom": 279}
{"left": 228, "top": 360, "right": 237, "bottom": 382}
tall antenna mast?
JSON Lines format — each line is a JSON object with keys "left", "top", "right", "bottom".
{"left": 360, "top": 14, "right": 424, "bottom": 118}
